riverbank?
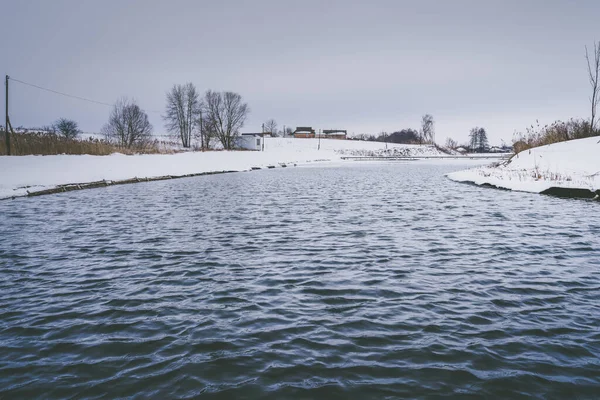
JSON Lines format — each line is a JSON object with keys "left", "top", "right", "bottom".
{"left": 446, "top": 136, "right": 600, "bottom": 199}
{"left": 0, "top": 138, "right": 447, "bottom": 199}
{"left": 0, "top": 138, "right": 505, "bottom": 200}
{"left": 0, "top": 149, "right": 335, "bottom": 199}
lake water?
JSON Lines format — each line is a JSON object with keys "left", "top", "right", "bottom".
{"left": 1, "top": 162, "right": 599, "bottom": 399}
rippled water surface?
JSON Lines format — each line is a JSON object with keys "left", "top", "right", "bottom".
{"left": 1, "top": 162, "right": 599, "bottom": 399}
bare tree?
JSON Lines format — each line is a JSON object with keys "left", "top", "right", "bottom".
{"left": 263, "top": 119, "right": 277, "bottom": 135}
{"left": 103, "top": 98, "right": 153, "bottom": 148}
{"left": 203, "top": 90, "right": 249, "bottom": 149}
{"left": 445, "top": 137, "right": 458, "bottom": 149}
{"left": 164, "top": 83, "right": 201, "bottom": 148}
{"left": 54, "top": 118, "right": 80, "bottom": 139}
{"left": 196, "top": 113, "right": 215, "bottom": 150}
{"left": 586, "top": 41, "right": 600, "bottom": 135}
{"left": 421, "top": 114, "right": 435, "bottom": 144}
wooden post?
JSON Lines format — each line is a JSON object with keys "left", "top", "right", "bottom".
{"left": 4, "top": 75, "right": 9, "bottom": 155}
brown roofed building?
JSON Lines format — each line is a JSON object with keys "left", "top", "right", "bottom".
{"left": 293, "top": 127, "right": 316, "bottom": 138}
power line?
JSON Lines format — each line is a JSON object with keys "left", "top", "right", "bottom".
{"left": 10, "top": 77, "right": 114, "bottom": 107}
{"left": 9, "top": 77, "right": 162, "bottom": 114}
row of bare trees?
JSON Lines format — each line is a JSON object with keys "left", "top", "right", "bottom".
{"left": 98, "top": 84, "right": 250, "bottom": 150}
{"left": 163, "top": 83, "right": 249, "bottom": 150}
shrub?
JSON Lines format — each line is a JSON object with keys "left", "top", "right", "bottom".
{"left": 54, "top": 118, "right": 81, "bottom": 139}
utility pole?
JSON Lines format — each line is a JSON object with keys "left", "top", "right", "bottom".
{"left": 5, "top": 75, "right": 9, "bottom": 156}
{"left": 318, "top": 129, "right": 321, "bottom": 150}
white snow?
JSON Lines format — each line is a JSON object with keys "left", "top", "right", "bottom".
{"left": 447, "top": 137, "right": 600, "bottom": 193}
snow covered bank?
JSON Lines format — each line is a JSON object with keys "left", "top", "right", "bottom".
{"left": 0, "top": 137, "right": 507, "bottom": 200}
{"left": 447, "top": 137, "right": 600, "bottom": 197}
{"left": 265, "top": 137, "right": 447, "bottom": 157}
{"left": 0, "top": 149, "right": 338, "bottom": 199}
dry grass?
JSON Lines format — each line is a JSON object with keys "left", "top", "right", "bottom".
{"left": 0, "top": 131, "right": 163, "bottom": 156}
{"left": 513, "top": 118, "right": 599, "bottom": 154}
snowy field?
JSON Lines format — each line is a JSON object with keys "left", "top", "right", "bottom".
{"left": 447, "top": 137, "right": 600, "bottom": 194}
{"left": 0, "top": 137, "right": 503, "bottom": 199}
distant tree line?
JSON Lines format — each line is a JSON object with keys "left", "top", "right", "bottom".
{"left": 350, "top": 114, "right": 436, "bottom": 145}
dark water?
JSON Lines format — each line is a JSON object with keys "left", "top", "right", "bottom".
{"left": 1, "top": 162, "right": 599, "bottom": 399}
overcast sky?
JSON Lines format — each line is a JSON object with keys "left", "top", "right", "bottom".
{"left": 2, "top": 0, "right": 599, "bottom": 144}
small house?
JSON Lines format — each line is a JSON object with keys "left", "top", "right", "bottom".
{"left": 236, "top": 133, "right": 263, "bottom": 151}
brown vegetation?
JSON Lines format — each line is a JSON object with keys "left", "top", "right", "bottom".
{"left": 0, "top": 131, "right": 162, "bottom": 156}
{"left": 512, "top": 119, "right": 598, "bottom": 154}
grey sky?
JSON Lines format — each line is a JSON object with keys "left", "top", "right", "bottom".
{"left": 2, "top": 0, "right": 599, "bottom": 144}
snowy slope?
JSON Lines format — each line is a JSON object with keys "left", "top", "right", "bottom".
{"left": 447, "top": 137, "right": 600, "bottom": 193}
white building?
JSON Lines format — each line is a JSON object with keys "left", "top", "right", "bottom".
{"left": 236, "top": 133, "right": 263, "bottom": 151}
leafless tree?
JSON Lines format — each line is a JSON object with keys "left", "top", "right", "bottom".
{"left": 203, "top": 90, "right": 249, "bottom": 149}
{"left": 585, "top": 41, "right": 599, "bottom": 135}
{"left": 445, "top": 137, "right": 458, "bottom": 149}
{"left": 54, "top": 118, "right": 80, "bottom": 139}
{"left": 103, "top": 98, "right": 153, "bottom": 148}
{"left": 263, "top": 119, "right": 277, "bottom": 135}
{"left": 164, "top": 83, "right": 201, "bottom": 148}
{"left": 196, "top": 113, "right": 215, "bottom": 150}
{"left": 421, "top": 114, "right": 435, "bottom": 144}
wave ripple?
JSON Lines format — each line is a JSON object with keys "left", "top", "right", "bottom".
{"left": 1, "top": 163, "right": 599, "bottom": 399}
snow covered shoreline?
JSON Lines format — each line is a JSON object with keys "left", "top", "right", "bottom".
{"left": 0, "top": 137, "right": 506, "bottom": 200}
{"left": 446, "top": 137, "right": 600, "bottom": 199}
{"left": 0, "top": 149, "right": 339, "bottom": 199}
{"left": 0, "top": 138, "right": 447, "bottom": 199}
